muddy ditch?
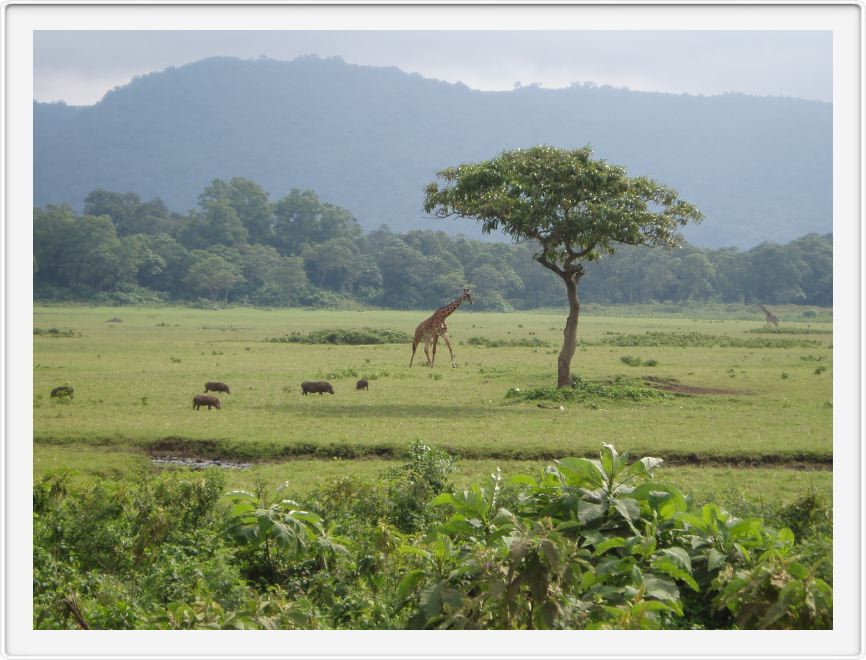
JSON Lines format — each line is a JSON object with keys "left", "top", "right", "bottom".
{"left": 147, "top": 436, "right": 831, "bottom": 472}
{"left": 151, "top": 456, "right": 252, "bottom": 470}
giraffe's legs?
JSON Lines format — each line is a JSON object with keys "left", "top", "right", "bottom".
{"left": 441, "top": 332, "right": 457, "bottom": 367}
{"left": 431, "top": 335, "right": 439, "bottom": 367}
{"left": 423, "top": 337, "right": 433, "bottom": 366}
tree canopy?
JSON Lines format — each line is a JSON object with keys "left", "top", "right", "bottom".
{"left": 424, "top": 145, "right": 703, "bottom": 265}
{"left": 424, "top": 146, "right": 704, "bottom": 386}
{"left": 33, "top": 178, "right": 829, "bottom": 312}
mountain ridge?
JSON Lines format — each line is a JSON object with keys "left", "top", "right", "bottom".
{"left": 34, "top": 55, "right": 832, "bottom": 249}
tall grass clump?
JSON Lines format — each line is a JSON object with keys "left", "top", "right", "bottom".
{"left": 268, "top": 328, "right": 412, "bottom": 345}
{"left": 467, "top": 336, "right": 552, "bottom": 348}
{"left": 34, "top": 327, "right": 81, "bottom": 338}
{"left": 601, "top": 331, "right": 823, "bottom": 349}
{"left": 620, "top": 355, "right": 658, "bottom": 367}
{"left": 506, "top": 375, "right": 673, "bottom": 408}
{"left": 746, "top": 327, "right": 831, "bottom": 335}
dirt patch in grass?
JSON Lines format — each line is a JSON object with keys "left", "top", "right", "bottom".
{"left": 643, "top": 376, "right": 751, "bottom": 396}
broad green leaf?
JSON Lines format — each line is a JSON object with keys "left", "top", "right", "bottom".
{"left": 509, "top": 474, "right": 537, "bottom": 487}
{"left": 593, "top": 536, "right": 626, "bottom": 556}
{"left": 657, "top": 547, "right": 692, "bottom": 572}
{"left": 707, "top": 548, "right": 727, "bottom": 571}
{"left": 643, "top": 574, "right": 680, "bottom": 603}
{"left": 612, "top": 497, "right": 641, "bottom": 523}
{"left": 578, "top": 501, "right": 606, "bottom": 524}
{"left": 288, "top": 510, "right": 322, "bottom": 525}
{"left": 732, "top": 542, "right": 752, "bottom": 562}
{"left": 702, "top": 503, "right": 725, "bottom": 529}
{"left": 397, "top": 569, "right": 427, "bottom": 599}
{"left": 626, "top": 456, "right": 664, "bottom": 479}
{"left": 440, "top": 516, "right": 477, "bottom": 537}
{"left": 728, "top": 517, "right": 763, "bottom": 540}
{"left": 776, "top": 527, "right": 795, "bottom": 547}
{"left": 600, "top": 444, "right": 619, "bottom": 480}
{"left": 555, "top": 457, "right": 606, "bottom": 488}
{"left": 431, "top": 493, "right": 455, "bottom": 506}
{"left": 580, "top": 528, "right": 605, "bottom": 545}
{"left": 651, "top": 558, "right": 699, "bottom": 591}
{"left": 672, "top": 511, "right": 708, "bottom": 532}
{"left": 397, "top": 544, "right": 429, "bottom": 558}
{"left": 229, "top": 501, "right": 256, "bottom": 517}
{"left": 631, "top": 482, "right": 687, "bottom": 517}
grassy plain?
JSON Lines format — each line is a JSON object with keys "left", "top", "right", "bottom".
{"left": 34, "top": 304, "right": 832, "bottom": 504}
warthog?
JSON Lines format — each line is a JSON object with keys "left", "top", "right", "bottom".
{"left": 204, "top": 381, "right": 230, "bottom": 394}
{"left": 301, "top": 381, "right": 335, "bottom": 395}
{"left": 356, "top": 379, "right": 369, "bottom": 391}
{"left": 50, "top": 385, "right": 74, "bottom": 399}
{"left": 193, "top": 394, "right": 221, "bottom": 410}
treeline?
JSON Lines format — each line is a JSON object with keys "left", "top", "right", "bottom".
{"left": 33, "top": 177, "right": 832, "bottom": 309}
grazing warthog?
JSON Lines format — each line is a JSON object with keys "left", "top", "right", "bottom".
{"left": 356, "top": 379, "right": 369, "bottom": 391}
{"left": 193, "top": 394, "right": 221, "bottom": 410}
{"left": 204, "top": 381, "right": 230, "bottom": 394}
{"left": 50, "top": 385, "right": 74, "bottom": 399}
{"left": 301, "top": 381, "right": 335, "bottom": 395}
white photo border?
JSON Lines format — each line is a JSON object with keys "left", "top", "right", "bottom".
{"left": 3, "top": 2, "right": 861, "bottom": 658}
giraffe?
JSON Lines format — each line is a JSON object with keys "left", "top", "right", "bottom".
{"left": 410, "top": 288, "right": 472, "bottom": 368}
{"left": 758, "top": 304, "right": 780, "bottom": 327}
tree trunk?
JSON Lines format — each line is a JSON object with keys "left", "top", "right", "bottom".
{"left": 557, "top": 273, "right": 582, "bottom": 388}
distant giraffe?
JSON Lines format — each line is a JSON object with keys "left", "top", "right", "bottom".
{"left": 759, "top": 304, "right": 780, "bottom": 327}
{"left": 410, "top": 289, "right": 473, "bottom": 368}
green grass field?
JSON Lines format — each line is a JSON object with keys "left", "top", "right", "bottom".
{"left": 34, "top": 304, "right": 832, "bottom": 505}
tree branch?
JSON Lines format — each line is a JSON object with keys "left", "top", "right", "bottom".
{"left": 535, "top": 251, "right": 565, "bottom": 278}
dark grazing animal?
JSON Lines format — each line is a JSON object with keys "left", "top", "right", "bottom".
{"left": 193, "top": 394, "right": 221, "bottom": 410}
{"left": 204, "top": 381, "right": 230, "bottom": 394}
{"left": 356, "top": 379, "right": 369, "bottom": 391}
{"left": 50, "top": 385, "right": 74, "bottom": 399}
{"left": 301, "top": 381, "right": 335, "bottom": 395}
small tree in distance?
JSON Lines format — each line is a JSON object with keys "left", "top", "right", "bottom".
{"left": 423, "top": 145, "right": 703, "bottom": 387}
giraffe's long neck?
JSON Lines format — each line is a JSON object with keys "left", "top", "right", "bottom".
{"left": 434, "top": 296, "right": 465, "bottom": 321}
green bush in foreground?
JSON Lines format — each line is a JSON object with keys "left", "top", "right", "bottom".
{"left": 33, "top": 443, "right": 831, "bottom": 630}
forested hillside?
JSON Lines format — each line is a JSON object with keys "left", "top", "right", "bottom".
{"left": 33, "top": 179, "right": 833, "bottom": 309}
{"left": 34, "top": 56, "right": 831, "bottom": 249}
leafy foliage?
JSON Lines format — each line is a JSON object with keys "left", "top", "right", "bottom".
{"left": 34, "top": 444, "right": 831, "bottom": 630}
{"left": 33, "top": 186, "right": 832, "bottom": 310}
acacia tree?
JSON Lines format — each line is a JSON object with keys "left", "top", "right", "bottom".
{"left": 424, "top": 146, "right": 703, "bottom": 387}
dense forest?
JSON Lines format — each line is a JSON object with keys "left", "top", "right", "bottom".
{"left": 33, "top": 178, "right": 832, "bottom": 309}
{"left": 34, "top": 55, "right": 831, "bottom": 249}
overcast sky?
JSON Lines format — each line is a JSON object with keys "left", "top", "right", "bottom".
{"left": 34, "top": 30, "right": 832, "bottom": 106}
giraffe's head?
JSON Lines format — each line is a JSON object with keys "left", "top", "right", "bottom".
{"left": 462, "top": 288, "right": 472, "bottom": 305}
